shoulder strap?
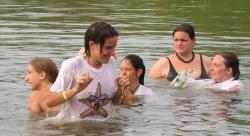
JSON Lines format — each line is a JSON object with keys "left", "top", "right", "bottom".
{"left": 166, "top": 57, "right": 178, "bottom": 81}
{"left": 199, "top": 55, "right": 209, "bottom": 79}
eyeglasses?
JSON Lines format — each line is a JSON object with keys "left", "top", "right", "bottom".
{"left": 87, "top": 94, "right": 109, "bottom": 101}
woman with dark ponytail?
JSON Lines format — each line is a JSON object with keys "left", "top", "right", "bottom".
{"left": 119, "top": 54, "right": 153, "bottom": 104}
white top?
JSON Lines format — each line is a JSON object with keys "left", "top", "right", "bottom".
{"left": 210, "top": 78, "right": 243, "bottom": 91}
{"left": 134, "top": 85, "right": 154, "bottom": 95}
{"left": 183, "top": 78, "right": 243, "bottom": 91}
{"left": 50, "top": 56, "right": 116, "bottom": 121}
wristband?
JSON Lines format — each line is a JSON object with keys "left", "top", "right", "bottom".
{"left": 62, "top": 91, "right": 68, "bottom": 101}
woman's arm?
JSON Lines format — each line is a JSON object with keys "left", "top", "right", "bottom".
{"left": 149, "top": 57, "right": 169, "bottom": 78}
{"left": 228, "top": 85, "right": 243, "bottom": 93}
{"left": 45, "top": 72, "right": 93, "bottom": 107}
{"left": 30, "top": 92, "right": 42, "bottom": 114}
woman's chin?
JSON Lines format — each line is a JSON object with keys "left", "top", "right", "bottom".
{"left": 102, "top": 57, "right": 111, "bottom": 63}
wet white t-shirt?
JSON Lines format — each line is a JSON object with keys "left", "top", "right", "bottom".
{"left": 183, "top": 78, "right": 243, "bottom": 91}
{"left": 210, "top": 78, "right": 243, "bottom": 91}
{"left": 134, "top": 85, "right": 154, "bottom": 95}
{"left": 50, "top": 56, "right": 116, "bottom": 121}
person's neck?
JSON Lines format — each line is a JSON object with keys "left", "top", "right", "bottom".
{"left": 176, "top": 51, "right": 194, "bottom": 63}
{"left": 86, "top": 56, "right": 102, "bottom": 68}
{"left": 36, "top": 81, "right": 52, "bottom": 92}
{"left": 129, "top": 81, "right": 140, "bottom": 94}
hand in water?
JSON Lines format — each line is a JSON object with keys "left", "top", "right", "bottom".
{"left": 75, "top": 72, "right": 93, "bottom": 92}
{"left": 228, "top": 85, "right": 241, "bottom": 93}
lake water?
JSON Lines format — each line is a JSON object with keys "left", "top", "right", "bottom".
{"left": 0, "top": 0, "right": 250, "bottom": 135}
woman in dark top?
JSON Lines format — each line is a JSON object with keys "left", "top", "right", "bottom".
{"left": 149, "top": 23, "right": 212, "bottom": 81}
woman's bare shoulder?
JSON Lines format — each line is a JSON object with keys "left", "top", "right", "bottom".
{"left": 149, "top": 55, "right": 172, "bottom": 78}
{"left": 201, "top": 55, "right": 212, "bottom": 65}
{"left": 202, "top": 55, "right": 212, "bottom": 60}
{"left": 153, "top": 56, "right": 171, "bottom": 67}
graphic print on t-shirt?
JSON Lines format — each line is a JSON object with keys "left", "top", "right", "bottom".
{"left": 78, "top": 82, "right": 110, "bottom": 118}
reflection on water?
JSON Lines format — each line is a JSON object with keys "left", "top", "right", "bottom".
{"left": 0, "top": 0, "right": 250, "bottom": 135}
{"left": 28, "top": 119, "right": 125, "bottom": 135}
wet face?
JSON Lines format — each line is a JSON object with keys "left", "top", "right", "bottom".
{"left": 100, "top": 36, "right": 118, "bottom": 63}
{"left": 173, "top": 31, "right": 195, "bottom": 54}
{"left": 120, "top": 59, "right": 139, "bottom": 84}
{"left": 25, "top": 64, "right": 42, "bottom": 90}
{"left": 211, "top": 55, "right": 232, "bottom": 82}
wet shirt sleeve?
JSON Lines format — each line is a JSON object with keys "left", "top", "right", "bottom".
{"left": 50, "top": 59, "right": 76, "bottom": 93}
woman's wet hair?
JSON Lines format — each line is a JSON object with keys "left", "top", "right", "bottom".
{"left": 122, "top": 54, "right": 145, "bottom": 85}
{"left": 84, "top": 22, "right": 118, "bottom": 57}
{"left": 218, "top": 52, "right": 240, "bottom": 80}
{"left": 30, "top": 57, "right": 58, "bottom": 83}
{"left": 172, "top": 23, "right": 195, "bottom": 39}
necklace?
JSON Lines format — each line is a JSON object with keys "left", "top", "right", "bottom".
{"left": 176, "top": 52, "right": 195, "bottom": 63}
{"left": 129, "top": 84, "right": 140, "bottom": 94}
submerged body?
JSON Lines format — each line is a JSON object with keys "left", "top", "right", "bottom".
{"left": 182, "top": 78, "right": 243, "bottom": 92}
{"left": 170, "top": 52, "right": 243, "bottom": 93}
{"left": 25, "top": 57, "right": 59, "bottom": 116}
{"left": 119, "top": 54, "right": 153, "bottom": 105}
{"left": 149, "top": 24, "right": 212, "bottom": 80}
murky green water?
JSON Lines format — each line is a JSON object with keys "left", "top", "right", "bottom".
{"left": 0, "top": 0, "right": 250, "bottom": 135}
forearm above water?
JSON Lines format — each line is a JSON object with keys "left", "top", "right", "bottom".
{"left": 45, "top": 88, "right": 79, "bottom": 107}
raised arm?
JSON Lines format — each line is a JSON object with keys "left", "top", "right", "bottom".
{"left": 45, "top": 72, "right": 93, "bottom": 107}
